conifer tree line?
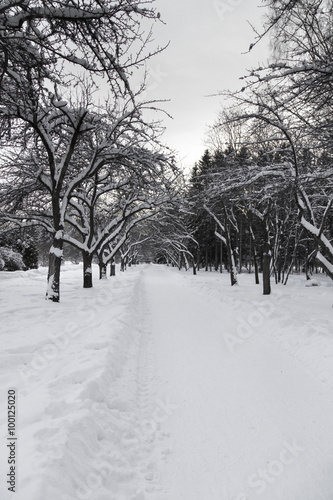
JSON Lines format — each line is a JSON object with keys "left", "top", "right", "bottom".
{"left": 179, "top": 144, "right": 314, "bottom": 295}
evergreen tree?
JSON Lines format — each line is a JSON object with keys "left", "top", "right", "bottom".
{"left": 22, "top": 239, "right": 39, "bottom": 269}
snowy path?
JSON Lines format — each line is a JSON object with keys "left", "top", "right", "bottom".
{"left": 138, "top": 265, "right": 333, "bottom": 500}
{"left": 1, "top": 264, "right": 333, "bottom": 500}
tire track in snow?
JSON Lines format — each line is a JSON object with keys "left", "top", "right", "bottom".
{"left": 127, "top": 269, "right": 179, "bottom": 500}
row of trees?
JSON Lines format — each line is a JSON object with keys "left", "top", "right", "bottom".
{"left": 0, "top": 0, "right": 181, "bottom": 301}
{"left": 148, "top": 0, "right": 333, "bottom": 295}
{"left": 1, "top": 0, "right": 333, "bottom": 299}
{"left": 232, "top": 0, "right": 333, "bottom": 290}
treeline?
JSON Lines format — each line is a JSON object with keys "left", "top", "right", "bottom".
{"left": 153, "top": 0, "right": 333, "bottom": 295}
{"left": 154, "top": 133, "right": 332, "bottom": 295}
{"left": 185, "top": 147, "right": 322, "bottom": 293}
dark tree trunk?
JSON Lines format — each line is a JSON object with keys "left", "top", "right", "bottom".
{"left": 250, "top": 228, "right": 260, "bottom": 285}
{"left": 253, "top": 250, "right": 260, "bottom": 285}
{"left": 99, "top": 261, "right": 107, "bottom": 279}
{"left": 214, "top": 242, "right": 218, "bottom": 271}
{"left": 277, "top": 262, "right": 282, "bottom": 283}
{"left": 220, "top": 240, "right": 223, "bottom": 273}
{"left": 262, "top": 241, "right": 271, "bottom": 295}
{"left": 248, "top": 232, "right": 252, "bottom": 274}
{"left": 305, "top": 260, "right": 311, "bottom": 281}
{"left": 83, "top": 252, "right": 93, "bottom": 288}
{"left": 220, "top": 205, "right": 238, "bottom": 286}
{"left": 110, "top": 262, "right": 116, "bottom": 276}
{"left": 46, "top": 230, "right": 64, "bottom": 302}
{"left": 224, "top": 224, "right": 237, "bottom": 286}
{"left": 228, "top": 248, "right": 238, "bottom": 286}
{"left": 238, "top": 218, "right": 243, "bottom": 273}
{"left": 120, "top": 256, "right": 125, "bottom": 272}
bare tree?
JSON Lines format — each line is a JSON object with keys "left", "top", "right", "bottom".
{"left": 0, "top": 96, "right": 178, "bottom": 298}
{"left": 0, "top": 0, "right": 163, "bottom": 103}
{"left": 215, "top": 0, "right": 333, "bottom": 283}
{"left": 0, "top": 0, "right": 172, "bottom": 301}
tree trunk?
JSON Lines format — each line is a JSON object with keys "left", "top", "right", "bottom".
{"left": 225, "top": 239, "right": 237, "bottom": 285}
{"left": 229, "top": 250, "right": 238, "bottom": 286}
{"left": 262, "top": 241, "right": 271, "bottom": 295}
{"left": 110, "top": 262, "right": 116, "bottom": 276}
{"left": 215, "top": 242, "right": 218, "bottom": 271}
{"left": 225, "top": 225, "right": 237, "bottom": 285}
{"left": 248, "top": 232, "right": 252, "bottom": 274}
{"left": 83, "top": 252, "right": 93, "bottom": 288}
{"left": 238, "top": 218, "right": 243, "bottom": 273}
{"left": 46, "top": 231, "right": 64, "bottom": 302}
{"left": 120, "top": 256, "right": 125, "bottom": 272}
{"left": 220, "top": 240, "right": 223, "bottom": 273}
{"left": 250, "top": 228, "right": 260, "bottom": 284}
{"left": 253, "top": 250, "right": 260, "bottom": 285}
{"left": 278, "top": 262, "right": 282, "bottom": 283}
{"left": 99, "top": 261, "right": 107, "bottom": 279}
{"left": 305, "top": 259, "right": 311, "bottom": 281}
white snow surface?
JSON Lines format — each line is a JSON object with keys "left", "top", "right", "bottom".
{"left": 1, "top": 263, "right": 333, "bottom": 500}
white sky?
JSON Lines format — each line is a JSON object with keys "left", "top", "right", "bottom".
{"left": 140, "top": 0, "right": 270, "bottom": 172}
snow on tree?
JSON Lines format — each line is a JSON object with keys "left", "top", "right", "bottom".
{"left": 146, "top": 195, "right": 200, "bottom": 274}
{"left": 0, "top": 0, "right": 168, "bottom": 301}
{"left": 213, "top": 0, "right": 333, "bottom": 283}
{"left": 0, "top": 95, "right": 180, "bottom": 295}
{"left": 0, "top": 246, "right": 25, "bottom": 271}
{"left": 0, "top": 0, "right": 163, "bottom": 103}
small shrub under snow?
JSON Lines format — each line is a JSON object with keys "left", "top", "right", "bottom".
{"left": 0, "top": 247, "right": 26, "bottom": 271}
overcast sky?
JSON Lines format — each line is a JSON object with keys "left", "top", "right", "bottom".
{"left": 140, "top": 0, "right": 270, "bottom": 172}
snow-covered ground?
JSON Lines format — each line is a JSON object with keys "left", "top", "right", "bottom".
{"left": 1, "top": 263, "right": 333, "bottom": 499}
